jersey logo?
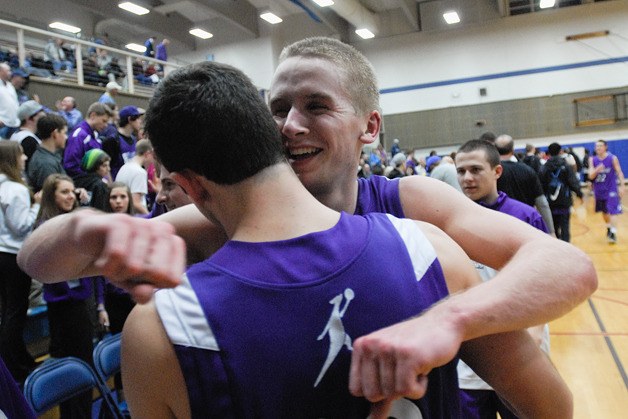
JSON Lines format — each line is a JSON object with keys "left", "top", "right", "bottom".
{"left": 314, "top": 288, "right": 355, "bottom": 387}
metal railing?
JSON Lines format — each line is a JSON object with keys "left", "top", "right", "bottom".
{"left": 0, "top": 18, "right": 181, "bottom": 95}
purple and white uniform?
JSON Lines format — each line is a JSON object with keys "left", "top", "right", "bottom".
{"left": 592, "top": 153, "right": 622, "bottom": 215}
{"left": 155, "top": 211, "right": 459, "bottom": 418}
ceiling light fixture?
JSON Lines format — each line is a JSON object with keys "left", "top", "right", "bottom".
{"left": 49, "top": 22, "right": 81, "bottom": 33}
{"left": 118, "top": 2, "right": 150, "bottom": 16}
{"left": 189, "top": 28, "right": 213, "bottom": 39}
{"left": 355, "top": 28, "right": 375, "bottom": 39}
{"left": 539, "top": 0, "right": 556, "bottom": 9}
{"left": 313, "top": 0, "right": 334, "bottom": 6}
{"left": 126, "top": 43, "right": 147, "bottom": 53}
{"left": 443, "top": 11, "right": 461, "bottom": 24}
{"left": 260, "top": 12, "right": 283, "bottom": 24}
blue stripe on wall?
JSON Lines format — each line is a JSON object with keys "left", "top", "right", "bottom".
{"left": 380, "top": 56, "right": 628, "bottom": 94}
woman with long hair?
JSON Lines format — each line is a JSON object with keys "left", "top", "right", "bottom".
{"left": 36, "top": 174, "right": 101, "bottom": 418}
{"left": 0, "top": 141, "right": 40, "bottom": 383}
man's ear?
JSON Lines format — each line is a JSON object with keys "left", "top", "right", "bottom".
{"left": 171, "top": 170, "right": 208, "bottom": 203}
{"left": 494, "top": 164, "right": 503, "bottom": 180}
{"left": 359, "top": 110, "right": 381, "bottom": 146}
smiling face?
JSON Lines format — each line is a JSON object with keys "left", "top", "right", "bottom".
{"left": 269, "top": 56, "right": 376, "bottom": 201}
{"left": 109, "top": 186, "right": 130, "bottom": 213}
{"left": 156, "top": 166, "right": 191, "bottom": 212}
{"left": 455, "top": 149, "right": 502, "bottom": 204}
{"left": 54, "top": 180, "right": 76, "bottom": 213}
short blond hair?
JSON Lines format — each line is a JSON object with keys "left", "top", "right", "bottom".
{"left": 279, "top": 37, "right": 380, "bottom": 116}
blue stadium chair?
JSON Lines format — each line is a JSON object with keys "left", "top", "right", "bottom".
{"left": 23, "top": 356, "right": 123, "bottom": 418}
{"left": 93, "top": 333, "right": 130, "bottom": 417}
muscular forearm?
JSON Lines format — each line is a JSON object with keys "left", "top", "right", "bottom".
{"left": 17, "top": 209, "right": 104, "bottom": 282}
{"left": 437, "top": 238, "right": 596, "bottom": 341}
{"left": 17, "top": 210, "right": 185, "bottom": 304}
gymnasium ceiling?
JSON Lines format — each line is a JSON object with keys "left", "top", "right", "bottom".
{"left": 0, "top": 0, "right": 617, "bottom": 54}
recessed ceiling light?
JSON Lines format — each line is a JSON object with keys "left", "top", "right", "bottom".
{"left": 443, "top": 11, "right": 460, "bottom": 25}
{"left": 189, "top": 28, "right": 213, "bottom": 39}
{"left": 260, "top": 12, "right": 283, "bottom": 24}
{"left": 118, "top": 2, "right": 150, "bottom": 16}
{"left": 539, "top": 0, "right": 556, "bottom": 9}
{"left": 313, "top": 0, "right": 334, "bottom": 6}
{"left": 49, "top": 22, "right": 81, "bottom": 34}
{"left": 355, "top": 28, "right": 375, "bottom": 39}
{"left": 126, "top": 43, "right": 147, "bottom": 53}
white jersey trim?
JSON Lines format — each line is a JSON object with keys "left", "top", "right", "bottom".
{"left": 154, "top": 274, "right": 220, "bottom": 351}
{"left": 385, "top": 214, "right": 438, "bottom": 282}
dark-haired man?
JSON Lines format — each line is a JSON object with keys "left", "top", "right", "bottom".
{"left": 494, "top": 134, "right": 555, "bottom": 234}
{"left": 27, "top": 114, "right": 67, "bottom": 192}
{"left": 539, "top": 142, "right": 583, "bottom": 242}
{"left": 589, "top": 139, "right": 625, "bottom": 243}
{"left": 63, "top": 102, "right": 112, "bottom": 177}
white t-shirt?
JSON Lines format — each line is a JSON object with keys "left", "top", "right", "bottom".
{"left": 115, "top": 160, "right": 147, "bottom": 209}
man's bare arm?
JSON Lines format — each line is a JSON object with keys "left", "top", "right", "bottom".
{"left": 400, "top": 176, "right": 596, "bottom": 335}
{"left": 350, "top": 220, "right": 572, "bottom": 419}
{"left": 122, "top": 302, "right": 191, "bottom": 418}
{"left": 17, "top": 210, "right": 185, "bottom": 303}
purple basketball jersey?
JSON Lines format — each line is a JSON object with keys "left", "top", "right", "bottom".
{"left": 156, "top": 212, "right": 459, "bottom": 418}
{"left": 592, "top": 153, "right": 618, "bottom": 200}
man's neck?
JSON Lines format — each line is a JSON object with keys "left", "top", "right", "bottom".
{"left": 40, "top": 140, "right": 57, "bottom": 153}
{"left": 478, "top": 190, "right": 499, "bottom": 206}
{"left": 118, "top": 126, "right": 134, "bottom": 137}
{"left": 211, "top": 164, "right": 341, "bottom": 243}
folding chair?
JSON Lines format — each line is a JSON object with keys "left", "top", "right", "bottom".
{"left": 93, "top": 333, "right": 130, "bottom": 417}
{"left": 23, "top": 356, "right": 123, "bottom": 418}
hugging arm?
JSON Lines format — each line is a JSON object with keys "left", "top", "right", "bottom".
{"left": 350, "top": 220, "right": 572, "bottom": 418}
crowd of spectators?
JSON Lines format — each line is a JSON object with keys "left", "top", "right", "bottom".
{"left": 0, "top": 35, "right": 166, "bottom": 89}
{"left": 0, "top": 60, "right": 170, "bottom": 412}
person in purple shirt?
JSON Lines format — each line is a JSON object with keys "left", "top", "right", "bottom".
{"left": 588, "top": 139, "right": 625, "bottom": 244}
{"left": 62, "top": 102, "right": 111, "bottom": 177}
{"left": 155, "top": 39, "right": 169, "bottom": 62}
{"left": 102, "top": 105, "right": 144, "bottom": 179}
{"left": 455, "top": 139, "right": 550, "bottom": 419}
{"left": 35, "top": 174, "right": 102, "bottom": 418}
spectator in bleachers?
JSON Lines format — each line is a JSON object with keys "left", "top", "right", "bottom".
{"left": 99, "top": 107, "right": 119, "bottom": 140}
{"left": 156, "top": 38, "right": 169, "bottom": 62}
{"left": 103, "top": 56, "right": 125, "bottom": 82}
{"left": 10, "top": 68, "right": 33, "bottom": 104}
{"left": 43, "top": 38, "right": 73, "bottom": 72}
{"left": 9, "top": 100, "right": 46, "bottom": 167}
{"left": 63, "top": 102, "right": 112, "bottom": 177}
{"left": 99, "top": 81, "right": 122, "bottom": 108}
{"left": 0, "top": 63, "right": 20, "bottom": 139}
{"left": 144, "top": 36, "right": 156, "bottom": 58}
{"left": 57, "top": 96, "right": 83, "bottom": 132}
{"left": 0, "top": 141, "right": 41, "bottom": 384}
{"left": 35, "top": 173, "right": 98, "bottom": 418}
{"left": 82, "top": 53, "right": 108, "bottom": 86}
{"left": 156, "top": 38, "right": 169, "bottom": 72}
{"left": 72, "top": 148, "right": 111, "bottom": 212}
{"left": 132, "top": 58, "right": 151, "bottom": 85}
{"left": 115, "top": 139, "right": 153, "bottom": 214}
{"left": 103, "top": 105, "right": 144, "bottom": 179}
{"left": 27, "top": 114, "right": 67, "bottom": 192}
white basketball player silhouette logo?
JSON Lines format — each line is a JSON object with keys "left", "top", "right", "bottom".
{"left": 314, "top": 288, "right": 354, "bottom": 387}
